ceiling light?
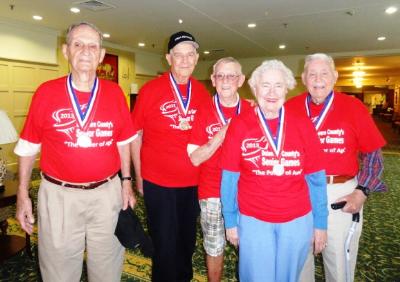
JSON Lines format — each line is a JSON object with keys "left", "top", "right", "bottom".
{"left": 247, "top": 23, "right": 256, "bottom": 28}
{"left": 385, "top": 6, "right": 398, "bottom": 14}
{"left": 352, "top": 71, "right": 365, "bottom": 77}
{"left": 33, "top": 15, "right": 43, "bottom": 21}
{"left": 279, "top": 44, "right": 286, "bottom": 49}
{"left": 138, "top": 42, "right": 145, "bottom": 47}
{"left": 203, "top": 51, "right": 210, "bottom": 55}
{"left": 70, "top": 7, "right": 80, "bottom": 13}
{"left": 353, "top": 77, "right": 363, "bottom": 88}
{"left": 178, "top": 19, "right": 183, "bottom": 24}
{"left": 377, "top": 36, "right": 386, "bottom": 41}
{"left": 103, "top": 33, "right": 110, "bottom": 38}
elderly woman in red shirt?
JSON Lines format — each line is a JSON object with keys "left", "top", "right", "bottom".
{"left": 220, "top": 59, "right": 328, "bottom": 282}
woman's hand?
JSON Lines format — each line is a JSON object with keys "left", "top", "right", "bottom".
{"left": 226, "top": 227, "right": 239, "bottom": 247}
{"left": 313, "top": 229, "right": 327, "bottom": 255}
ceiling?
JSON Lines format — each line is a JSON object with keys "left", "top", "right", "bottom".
{"left": 1, "top": 0, "right": 400, "bottom": 86}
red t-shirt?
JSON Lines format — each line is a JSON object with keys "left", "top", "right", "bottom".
{"left": 18, "top": 76, "right": 135, "bottom": 182}
{"left": 131, "top": 72, "right": 211, "bottom": 187}
{"left": 286, "top": 92, "right": 386, "bottom": 176}
{"left": 189, "top": 98, "right": 252, "bottom": 199}
{"left": 220, "top": 106, "right": 324, "bottom": 223}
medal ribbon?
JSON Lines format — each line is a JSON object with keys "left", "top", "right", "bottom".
{"left": 256, "top": 106, "right": 285, "bottom": 157}
{"left": 169, "top": 72, "right": 192, "bottom": 116}
{"left": 66, "top": 74, "right": 99, "bottom": 129}
{"left": 305, "top": 91, "right": 334, "bottom": 130}
{"left": 213, "top": 93, "right": 241, "bottom": 125}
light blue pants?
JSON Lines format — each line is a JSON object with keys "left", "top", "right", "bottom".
{"left": 239, "top": 212, "right": 313, "bottom": 282}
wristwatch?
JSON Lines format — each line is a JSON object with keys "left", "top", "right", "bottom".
{"left": 355, "top": 185, "right": 370, "bottom": 197}
{"left": 120, "top": 176, "right": 133, "bottom": 181}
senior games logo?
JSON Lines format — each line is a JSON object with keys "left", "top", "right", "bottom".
{"left": 206, "top": 122, "right": 222, "bottom": 138}
{"left": 52, "top": 107, "right": 82, "bottom": 139}
{"left": 160, "top": 100, "right": 179, "bottom": 123}
{"left": 241, "top": 136, "right": 268, "bottom": 167}
{"left": 160, "top": 100, "right": 196, "bottom": 130}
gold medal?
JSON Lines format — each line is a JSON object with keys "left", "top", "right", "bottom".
{"left": 179, "top": 120, "right": 191, "bottom": 131}
{"left": 77, "top": 132, "right": 92, "bottom": 147}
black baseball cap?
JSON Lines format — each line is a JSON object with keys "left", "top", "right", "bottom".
{"left": 167, "top": 31, "right": 199, "bottom": 52}
{"left": 114, "top": 208, "right": 154, "bottom": 257}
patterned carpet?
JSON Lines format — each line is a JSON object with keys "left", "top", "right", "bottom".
{"left": 0, "top": 153, "right": 399, "bottom": 281}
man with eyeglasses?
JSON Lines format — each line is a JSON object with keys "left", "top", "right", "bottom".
{"left": 130, "top": 31, "right": 211, "bottom": 282}
{"left": 15, "top": 22, "right": 136, "bottom": 281}
{"left": 186, "top": 57, "right": 251, "bottom": 282}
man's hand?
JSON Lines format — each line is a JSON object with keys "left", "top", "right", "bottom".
{"left": 226, "top": 227, "right": 239, "bottom": 247}
{"left": 313, "top": 229, "right": 327, "bottom": 255}
{"left": 121, "top": 180, "right": 136, "bottom": 210}
{"left": 16, "top": 195, "right": 34, "bottom": 235}
{"left": 336, "top": 189, "right": 366, "bottom": 214}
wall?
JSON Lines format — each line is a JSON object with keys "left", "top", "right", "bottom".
{"left": 0, "top": 59, "right": 60, "bottom": 170}
{"left": 0, "top": 20, "right": 59, "bottom": 65}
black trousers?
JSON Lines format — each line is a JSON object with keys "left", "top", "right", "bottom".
{"left": 143, "top": 180, "right": 200, "bottom": 282}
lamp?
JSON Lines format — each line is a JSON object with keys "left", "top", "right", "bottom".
{"left": 0, "top": 110, "right": 18, "bottom": 192}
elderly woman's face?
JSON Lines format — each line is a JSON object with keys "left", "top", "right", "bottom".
{"left": 254, "top": 69, "right": 287, "bottom": 117}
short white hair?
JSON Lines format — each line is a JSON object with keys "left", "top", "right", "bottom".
{"left": 248, "top": 60, "right": 296, "bottom": 91}
{"left": 212, "top": 57, "right": 243, "bottom": 75}
{"left": 66, "top": 21, "right": 103, "bottom": 46}
{"left": 304, "top": 53, "right": 336, "bottom": 73}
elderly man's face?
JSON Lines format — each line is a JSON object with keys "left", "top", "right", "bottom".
{"left": 302, "top": 59, "right": 338, "bottom": 103}
{"left": 211, "top": 62, "right": 245, "bottom": 100}
{"left": 254, "top": 69, "right": 287, "bottom": 117}
{"left": 166, "top": 42, "right": 199, "bottom": 82}
{"left": 62, "top": 25, "right": 105, "bottom": 75}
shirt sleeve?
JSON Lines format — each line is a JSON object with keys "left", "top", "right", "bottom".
{"left": 130, "top": 83, "right": 150, "bottom": 134}
{"left": 354, "top": 99, "right": 386, "bottom": 153}
{"left": 357, "top": 149, "right": 387, "bottom": 192}
{"left": 221, "top": 170, "right": 240, "bottom": 228}
{"left": 114, "top": 85, "right": 136, "bottom": 145}
{"left": 18, "top": 84, "right": 47, "bottom": 145}
{"left": 219, "top": 117, "right": 243, "bottom": 172}
{"left": 188, "top": 105, "right": 209, "bottom": 147}
{"left": 305, "top": 170, "right": 328, "bottom": 229}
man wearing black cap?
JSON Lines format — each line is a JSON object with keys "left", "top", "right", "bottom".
{"left": 130, "top": 31, "right": 211, "bottom": 281}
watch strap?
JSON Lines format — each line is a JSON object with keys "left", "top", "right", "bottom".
{"left": 356, "top": 185, "right": 370, "bottom": 197}
{"left": 121, "top": 176, "right": 133, "bottom": 181}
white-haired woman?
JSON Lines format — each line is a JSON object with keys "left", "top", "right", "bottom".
{"left": 220, "top": 60, "right": 328, "bottom": 282}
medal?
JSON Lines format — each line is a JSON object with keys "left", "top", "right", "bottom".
{"left": 179, "top": 120, "right": 191, "bottom": 130}
{"left": 272, "top": 164, "right": 285, "bottom": 176}
{"left": 66, "top": 74, "right": 99, "bottom": 145}
{"left": 256, "top": 106, "right": 286, "bottom": 176}
{"left": 213, "top": 93, "right": 241, "bottom": 126}
{"left": 77, "top": 133, "right": 92, "bottom": 147}
{"left": 169, "top": 73, "right": 193, "bottom": 130}
{"left": 305, "top": 91, "right": 334, "bottom": 130}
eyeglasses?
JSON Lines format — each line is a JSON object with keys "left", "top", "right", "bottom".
{"left": 214, "top": 73, "right": 240, "bottom": 82}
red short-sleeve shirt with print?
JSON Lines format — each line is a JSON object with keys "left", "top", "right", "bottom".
{"left": 131, "top": 72, "right": 211, "bottom": 187}
{"left": 189, "top": 98, "right": 252, "bottom": 199}
{"left": 220, "top": 106, "right": 324, "bottom": 223}
{"left": 18, "top": 76, "right": 135, "bottom": 182}
{"left": 286, "top": 92, "right": 386, "bottom": 176}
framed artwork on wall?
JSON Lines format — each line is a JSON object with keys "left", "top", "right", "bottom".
{"left": 96, "top": 53, "right": 118, "bottom": 83}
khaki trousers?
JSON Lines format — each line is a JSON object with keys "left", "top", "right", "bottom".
{"left": 38, "top": 176, "right": 124, "bottom": 282}
{"left": 300, "top": 178, "right": 363, "bottom": 282}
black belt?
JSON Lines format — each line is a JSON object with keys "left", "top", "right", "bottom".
{"left": 42, "top": 173, "right": 118, "bottom": 190}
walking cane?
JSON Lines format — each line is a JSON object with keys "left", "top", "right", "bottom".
{"left": 331, "top": 201, "right": 360, "bottom": 282}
